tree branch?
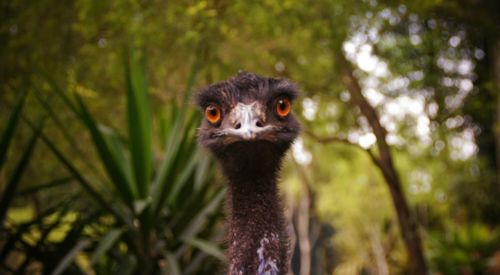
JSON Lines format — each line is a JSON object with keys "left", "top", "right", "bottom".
{"left": 335, "top": 50, "right": 428, "bottom": 274}
{"left": 303, "top": 129, "right": 383, "bottom": 169}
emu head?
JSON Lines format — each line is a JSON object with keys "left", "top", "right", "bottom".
{"left": 196, "top": 72, "right": 300, "bottom": 168}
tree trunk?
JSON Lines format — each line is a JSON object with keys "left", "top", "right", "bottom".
{"left": 296, "top": 164, "right": 312, "bottom": 275}
{"left": 337, "top": 52, "right": 428, "bottom": 274}
{"left": 297, "top": 186, "right": 311, "bottom": 275}
{"left": 371, "top": 228, "right": 389, "bottom": 275}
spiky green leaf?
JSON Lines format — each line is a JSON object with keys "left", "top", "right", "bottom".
{"left": 125, "top": 50, "right": 153, "bottom": 198}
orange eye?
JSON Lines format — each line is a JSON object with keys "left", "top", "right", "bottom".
{"left": 205, "top": 104, "right": 222, "bottom": 124}
{"left": 276, "top": 98, "right": 291, "bottom": 117}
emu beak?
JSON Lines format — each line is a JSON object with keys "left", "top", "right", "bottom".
{"left": 227, "top": 103, "right": 270, "bottom": 140}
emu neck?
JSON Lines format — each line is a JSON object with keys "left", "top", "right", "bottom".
{"left": 223, "top": 166, "right": 288, "bottom": 275}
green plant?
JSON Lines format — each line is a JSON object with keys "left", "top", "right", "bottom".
{"left": 0, "top": 89, "right": 33, "bottom": 226}
{"left": 429, "top": 223, "right": 500, "bottom": 274}
{"left": 46, "top": 51, "right": 225, "bottom": 274}
{"left": 1, "top": 51, "right": 225, "bottom": 274}
{"left": 0, "top": 90, "right": 78, "bottom": 274}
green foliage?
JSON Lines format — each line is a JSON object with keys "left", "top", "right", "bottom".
{"left": 1, "top": 197, "right": 92, "bottom": 274}
{"left": 52, "top": 52, "right": 224, "bottom": 274}
{"left": 0, "top": 89, "right": 28, "bottom": 170}
{"left": 0, "top": 52, "right": 224, "bottom": 274}
{"left": 0, "top": 89, "right": 44, "bottom": 226}
{"left": 1, "top": 0, "right": 499, "bottom": 273}
{"left": 429, "top": 223, "right": 500, "bottom": 274}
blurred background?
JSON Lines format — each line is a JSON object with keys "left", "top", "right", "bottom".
{"left": 1, "top": 0, "right": 499, "bottom": 274}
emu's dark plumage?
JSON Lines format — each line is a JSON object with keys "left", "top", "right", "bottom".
{"left": 196, "top": 72, "right": 300, "bottom": 275}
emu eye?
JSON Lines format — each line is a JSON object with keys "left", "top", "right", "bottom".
{"left": 205, "top": 104, "right": 222, "bottom": 124}
{"left": 276, "top": 98, "right": 291, "bottom": 118}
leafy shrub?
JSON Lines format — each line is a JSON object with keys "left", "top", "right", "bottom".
{"left": 429, "top": 223, "right": 500, "bottom": 274}
{"left": 0, "top": 52, "right": 225, "bottom": 274}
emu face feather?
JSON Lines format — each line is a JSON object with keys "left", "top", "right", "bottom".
{"left": 196, "top": 72, "right": 300, "bottom": 154}
{"left": 224, "top": 102, "right": 269, "bottom": 140}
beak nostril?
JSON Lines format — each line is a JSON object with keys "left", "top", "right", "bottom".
{"left": 256, "top": 121, "right": 264, "bottom": 127}
{"left": 235, "top": 123, "right": 241, "bottom": 129}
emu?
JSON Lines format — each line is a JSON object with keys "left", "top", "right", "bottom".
{"left": 196, "top": 72, "right": 300, "bottom": 275}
